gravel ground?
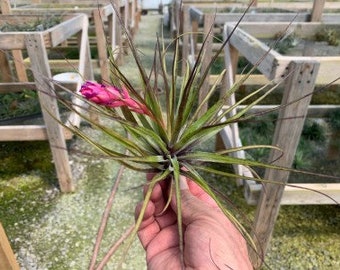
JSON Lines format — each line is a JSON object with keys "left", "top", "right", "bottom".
{"left": 2, "top": 122, "right": 147, "bottom": 270}
{"left": 1, "top": 12, "right": 339, "bottom": 270}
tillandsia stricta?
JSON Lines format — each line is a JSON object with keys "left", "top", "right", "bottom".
{"left": 49, "top": 1, "right": 339, "bottom": 269}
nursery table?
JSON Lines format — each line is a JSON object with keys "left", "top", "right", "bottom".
{"left": 221, "top": 21, "right": 340, "bottom": 267}
{"left": 4, "top": 0, "right": 139, "bottom": 82}
{"left": 0, "top": 13, "right": 94, "bottom": 192}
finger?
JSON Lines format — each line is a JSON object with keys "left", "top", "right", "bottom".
{"left": 135, "top": 200, "right": 155, "bottom": 230}
{"left": 140, "top": 181, "right": 177, "bottom": 228}
{"left": 145, "top": 182, "right": 167, "bottom": 215}
{"left": 144, "top": 224, "right": 179, "bottom": 262}
{"left": 180, "top": 175, "right": 218, "bottom": 207}
{"left": 170, "top": 177, "right": 222, "bottom": 224}
{"left": 149, "top": 182, "right": 177, "bottom": 228}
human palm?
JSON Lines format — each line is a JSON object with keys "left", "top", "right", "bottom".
{"left": 135, "top": 177, "right": 253, "bottom": 270}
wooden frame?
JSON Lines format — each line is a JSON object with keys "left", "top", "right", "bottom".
{"left": 6, "top": 0, "right": 133, "bottom": 83}
{"left": 221, "top": 22, "right": 340, "bottom": 267}
{"left": 0, "top": 13, "right": 94, "bottom": 192}
{"left": 179, "top": 3, "right": 340, "bottom": 199}
{"left": 179, "top": 4, "right": 340, "bottom": 201}
{"left": 222, "top": 22, "right": 340, "bottom": 203}
{"left": 182, "top": 1, "right": 340, "bottom": 76}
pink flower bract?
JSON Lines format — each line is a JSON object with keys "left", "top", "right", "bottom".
{"left": 80, "top": 81, "right": 150, "bottom": 115}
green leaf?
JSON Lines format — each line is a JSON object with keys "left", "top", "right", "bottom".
{"left": 169, "top": 156, "right": 185, "bottom": 267}
{"left": 124, "top": 124, "right": 169, "bottom": 155}
{"left": 173, "top": 124, "right": 223, "bottom": 153}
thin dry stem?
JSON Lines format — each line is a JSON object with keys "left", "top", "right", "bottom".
{"left": 89, "top": 164, "right": 126, "bottom": 269}
{"left": 95, "top": 224, "right": 135, "bottom": 270}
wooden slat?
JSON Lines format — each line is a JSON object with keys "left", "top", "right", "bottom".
{"left": 11, "top": 50, "right": 28, "bottom": 82}
{"left": 245, "top": 183, "right": 340, "bottom": 205}
{"left": 0, "top": 51, "right": 13, "bottom": 81}
{"left": 227, "top": 25, "right": 281, "bottom": 81}
{"left": 210, "top": 73, "right": 270, "bottom": 86}
{"left": 0, "top": 125, "right": 73, "bottom": 141}
{"left": 226, "top": 23, "right": 340, "bottom": 83}
{"left": 49, "top": 14, "right": 87, "bottom": 47}
{"left": 214, "top": 13, "right": 311, "bottom": 25}
{"left": 0, "top": 223, "right": 20, "bottom": 270}
{"left": 225, "top": 104, "right": 340, "bottom": 118}
{"left": 25, "top": 32, "right": 74, "bottom": 192}
{"left": 0, "top": 14, "right": 86, "bottom": 49}
{"left": 0, "top": 0, "right": 11, "bottom": 14}
{"left": 0, "top": 33, "right": 26, "bottom": 50}
{"left": 94, "top": 9, "right": 109, "bottom": 80}
{"left": 220, "top": 31, "right": 244, "bottom": 182}
{"left": 236, "top": 21, "right": 340, "bottom": 39}
{"left": 181, "top": 5, "right": 191, "bottom": 75}
{"left": 310, "top": 0, "right": 326, "bottom": 22}
{"left": 199, "top": 13, "right": 214, "bottom": 115}
{"left": 250, "top": 60, "right": 320, "bottom": 267}
{"left": 0, "top": 82, "right": 36, "bottom": 93}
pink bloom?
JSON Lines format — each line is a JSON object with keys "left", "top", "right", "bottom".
{"left": 80, "top": 81, "right": 150, "bottom": 115}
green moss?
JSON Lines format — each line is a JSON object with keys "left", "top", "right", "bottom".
{"left": 0, "top": 90, "right": 41, "bottom": 121}
{"left": 0, "top": 174, "right": 56, "bottom": 250}
{"left": 0, "top": 141, "right": 58, "bottom": 249}
{"left": 301, "top": 119, "right": 326, "bottom": 142}
{"left": 328, "top": 109, "right": 340, "bottom": 130}
{"left": 0, "top": 141, "right": 55, "bottom": 179}
{"left": 315, "top": 28, "right": 340, "bottom": 46}
{"left": 0, "top": 14, "right": 62, "bottom": 32}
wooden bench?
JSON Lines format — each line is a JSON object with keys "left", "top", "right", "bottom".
{"left": 3, "top": 0, "right": 135, "bottom": 83}
{"left": 0, "top": 13, "right": 94, "bottom": 192}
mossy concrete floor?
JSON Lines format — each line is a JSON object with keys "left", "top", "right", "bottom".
{"left": 0, "top": 13, "right": 339, "bottom": 270}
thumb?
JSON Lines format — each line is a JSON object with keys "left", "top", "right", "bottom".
{"left": 172, "top": 176, "right": 210, "bottom": 224}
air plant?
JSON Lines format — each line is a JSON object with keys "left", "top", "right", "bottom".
{"left": 49, "top": 1, "right": 339, "bottom": 269}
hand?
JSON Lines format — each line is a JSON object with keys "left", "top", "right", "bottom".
{"left": 135, "top": 175, "right": 253, "bottom": 269}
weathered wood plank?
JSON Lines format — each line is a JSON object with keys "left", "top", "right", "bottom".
{"left": 0, "top": 223, "right": 19, "bottom": 270}
{"left": 246, "top": 182, "right": 340, "bottom": 205}
{"left": 0, "top": 0, "right": 11, "bottom": 14}
{"left": 226, "top": 23, "right": 340, "bottom": 83}
{"left": 0, "top": 14, "right": 86, "bottom": 49}
{"left": 227, "top": 25, "right": 280, "bottom": 80}
{"left": 237, "top": 21, "right": 340, "bottom": 39}
{"left": 25, "top": 32, "right": 74, "bottom": 192}
{"left": 214, "top": 13, "right": 311, "bottom": 25}
{"left": 12, "top": 50, "right": 28, "bottom": 82}
{"left": 93, "top": 6, "right": 112, "bottom": 82}
{"left": 250, "top": 60, "right": 320, "bottom": 267}
{"left": 49, "top": 14, "right": 87, "bottom": 47}
{"left": 225, "top": 104, "right": 340, "bottom": 118}
{"left": 0, "top": 51, "right": 13, "bottom": 81}
{"left": 0, "top": 125, "right": 73, "bottom": 141}
{"left": 199, "top": 13, "right": 214, "bottom": 115}
{"left": 310, "top": 0, "right": 326, "bottom": 22}
{"left": 0, "top": 82, "right": 36, "bottom": 93}
{"left": 0, "top": 33, "right": 26, "bottom": 50}
{"left": 210, "top": 74, "right": 270, "bottom": 85}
